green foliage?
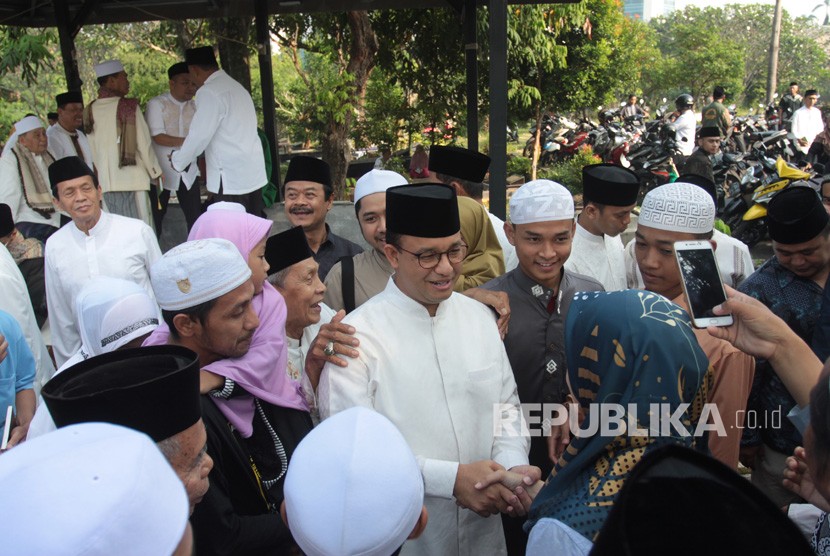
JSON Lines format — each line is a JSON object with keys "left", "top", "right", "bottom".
{"left": 0, "top": 27, "right": 55, "bottom": 87}
{"left": 536, "top": 146, "right": 600, "bottom": 194}
{"left": 506, "top": 155, "right": 531, "bottom": 177}
{"left": 352, "top": 68, "right": 410, "bottom": 149}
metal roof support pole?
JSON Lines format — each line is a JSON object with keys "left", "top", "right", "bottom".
{"left": 53, "top": 0, "right": 82, "bottom": 91}
{"left": 255, "top": 0, "right": 282, "bottom": 197}
{"left": 463, "top": 0, "right": 478, "bottom": 151}
{"left": 488, "top": 0, "right": 507, "bottom": 219}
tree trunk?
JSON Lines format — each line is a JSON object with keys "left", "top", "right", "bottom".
{"left": 765, "top": 0, "right": 783, "bottom": 105}
{"left": 325, "top": 11, "right": 378, "bottom": 199}
{"left": 209, "top": 17, "right": 253, "bottom": 93}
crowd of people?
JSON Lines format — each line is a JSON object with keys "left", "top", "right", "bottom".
{"left": 2, "top": 49, "right": 830, "bottom": 556}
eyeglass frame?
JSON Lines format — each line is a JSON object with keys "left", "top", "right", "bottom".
{"left": 390, "top": 241, "right": 468, "bottom": 269}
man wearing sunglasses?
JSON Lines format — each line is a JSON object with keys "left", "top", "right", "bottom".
{"left": 319, "top": 183, "right": 533, "bottom": 556}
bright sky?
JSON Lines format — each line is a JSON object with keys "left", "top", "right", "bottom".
{"left": 677, "top": 0, "right": 815, "bottom": 20}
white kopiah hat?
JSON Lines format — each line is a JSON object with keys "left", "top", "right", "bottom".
{"left": 639, "top": 182, "right": 715, "bottom": 234}
{"left": 151, "top": 238, "right": 252, "bottom": 311}
{"left": 354, "top": 169, "right": 408, "bottom": 205}
{"left": 13, "top": 115, "right": 43, "bottom": 136}
{"left": 509, "top": 179, "right": 574, "bottom": 224}
{"left": 284, "top": 407, "right": 425, "bottom": 556}
{"left": 207, "top": 201, "right": 246, "bottom": 213}
{"left": 93, "top": 59, "right": 125, "bottom": 78}
{"left": 0, "top": 422, "right": 189, "bottom": 556}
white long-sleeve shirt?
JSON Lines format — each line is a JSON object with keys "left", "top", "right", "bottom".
{"left": 171, "top": 70, "right": 266, "bottom": 195}
{"left": 0, "top": 246, "right": 54, "bottom": 394}
{"left": 791, "top": 105, "right": 824, "bottom": 155}
{"left": 319, "top": 278, "right": 529, "bottom": 556}
{"left": 45, "top": 211, "right": 161, "bottom": 366}
{"left": 488, "top": 212, "right": 518, "bottom": 272}
{"left": 145, "top": 92, "right": 197, "bottom": 191}
{"left": 565, "top": 222, "right": 627, "bottom": 291}
{"left": 46, "top": 123, "right": 94, "bottom": 169}
{"left": 674, "top": 110, "right": 697, "bottom": 156}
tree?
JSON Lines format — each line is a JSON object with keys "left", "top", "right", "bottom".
{"left": 812, "top": 0, "right": 830, "bottom": 26}
{"left": 270, "top": 12, "right": 378, "bottom": 198}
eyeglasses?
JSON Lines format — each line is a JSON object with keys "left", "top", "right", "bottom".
{"left": 392, "top": 243, "right": 468, "bottom": 269}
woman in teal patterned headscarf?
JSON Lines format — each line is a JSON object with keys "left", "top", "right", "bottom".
{"left": 524, "top": 289, "right": 712, "bottom": 550}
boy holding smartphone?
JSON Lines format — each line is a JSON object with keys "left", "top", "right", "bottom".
{"left": 630, "top": 182, "right": 754, "bottom": 470}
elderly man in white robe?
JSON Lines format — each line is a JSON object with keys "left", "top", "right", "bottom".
{"left": 0, "top": 115, "right": 61, "bottom": 242}
{"left": 45, "top": 156, "right": 161, "bottom": 367}
{"left": 319, "top": 183, "right": 534, "bottom": 556}
{"left": 565, "top": 164, "right": 640, "bottom": 291}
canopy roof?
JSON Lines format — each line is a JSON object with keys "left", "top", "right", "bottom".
{"left": 1, "top": 0, "right": 576, "bottom": 27}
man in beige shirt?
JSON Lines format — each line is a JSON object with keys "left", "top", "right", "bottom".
{"left": 632, "top": 181, "right": 754, "bottom": 469}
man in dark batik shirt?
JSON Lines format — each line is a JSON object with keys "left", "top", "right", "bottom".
{"left": 739, "top": 187, "right": 830, "bottom": 507}
{"left": 283, "top": 156, "right": 362, "bottom": 281}
{"left": 481, "top": 179, "right": 602, "bottom": 556}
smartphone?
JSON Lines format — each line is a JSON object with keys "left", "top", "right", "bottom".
{"left": 674, "top": 241, "right": 733, "bottom": 328}
{"left": 1, "top": 405, "right": 12, "bottom": 450}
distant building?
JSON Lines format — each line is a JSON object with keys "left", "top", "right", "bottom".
{"left": 623, "top": 0, "right": 676, "bottom": 21}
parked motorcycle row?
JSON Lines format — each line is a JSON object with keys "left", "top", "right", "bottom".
{"left": 522, "top": 107, "right": 823, "bottom": 248}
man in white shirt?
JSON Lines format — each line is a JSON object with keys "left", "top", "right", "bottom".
{"left": 171, "top": 46, "right": 266, "bottom": 216}
{"left": 0, "top": 245, "right": 54, "bottom": 394}
{"left": 429, "top": 144, "right": 518, "bottom": 271}
{"left": 565, "top": 164, "right": 639, "bottom": 291}
{"left": 145, "top": 62, "right": 202, "bottom": 233}
{"left": 44, "top": 156, "right": 161, "bottom": 367}
{"left": 47, "top": 91, "right": 94, "bottom": 170}
{"left": 673, "top": 94, "right": 697, "bottom": 158}
{"left": 319, "top": 183, "right": 532, "bottom": 556}
{"left": 0, "top": 116, "right": 61, "bottom": 242}
{"left": 792, "top": 89, "right": 823, "bottom": 157}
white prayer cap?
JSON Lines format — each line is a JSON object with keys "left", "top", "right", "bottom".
{"left": 75, "top": 276, "right": 159, "bottom": 357}
{"left": 151, "top": 238, "right": 252, "bottom": 311}
{"left": 13, "top": 115, "right": 43, "bottom": 136}
{"left": 207, "top": 201, "right": 246, "bottom": 212}
{"left": 93, "top": 59, "right": 125, "bottom": 78}
{"left": 639, "top": 181, "right": 715, "bottom": 234}
{"left": 509, "top": 179, "right": 574, "bottom": 224}
{"left": 284, "top": 407, "right": 424, "bottom": 556}
{"left": 0, "top": 422, "right": 189, "bottom": 556}
{"left": 354, "top": 169, "right": 408, "bottom": 204}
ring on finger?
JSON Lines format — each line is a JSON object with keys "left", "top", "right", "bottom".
{"left": 324, "top": 341, "right": 336, "bottom": 356}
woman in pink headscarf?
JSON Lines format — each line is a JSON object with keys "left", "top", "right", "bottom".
{"left": 144, "top": 205, "right": 313, "bottom": 551}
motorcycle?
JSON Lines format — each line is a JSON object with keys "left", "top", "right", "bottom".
{"left": 730, "top": 158, "right": 812, "bottom": 247}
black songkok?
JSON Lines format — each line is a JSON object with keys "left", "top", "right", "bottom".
{"left": 265, "top": 226, "right": 315, "bottom": 275}
{"left": 386, "top": 184, "right": 460, "bottom": 238}
{"left": 42, "top": 346, "right": 201, "bottom": 443}
{"left": 185, "top": 46, "right": 218, "bottom": 67}
{"left": 428, "top": 145, "right": 491, "bottom": 183}
{"left": 582, "top": 163, "right": 640, "bottom": 206}
{"left": 767, "top": 186, "right": 828, "bottom": 244}
{"left": 285, "top": 156, "right": 332, "bottom": 188}
{"left": 168, "top": 62, "right": 189, "bottom": 80}
{"left": 0, "top": 203, "right": 13, "bottom": 237}
{"left": 55, "top": 91, "right": 83, "bottom": 108}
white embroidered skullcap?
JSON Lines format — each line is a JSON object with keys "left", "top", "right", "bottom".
{"left": 207, "top": 201, "right": 246, "bottom": 213}
{"left": 509, "top": 179, "right": 574, "bottom": 224}
{"left": 354, "top": 169, "right": 408, "bottom": 204}
{"left": 639, "top": 182, "right": 715, "bottom": 234}
{"left": 151, "top": 238, "right": 252, "bottom": 311}
{"left": 284, "top": 407, "right": 424, "bottom": 556}
{"left": 0, "top": 422, "right": 189, "bottom": 556}
{"left": 74, "top": 276, "right": 159, "bottom": 357}
{"left": 13, "top": 115, "right": 43, "bottom": 136}
{"left": 93, "top": 59, "right": 125, "bottom": 78}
